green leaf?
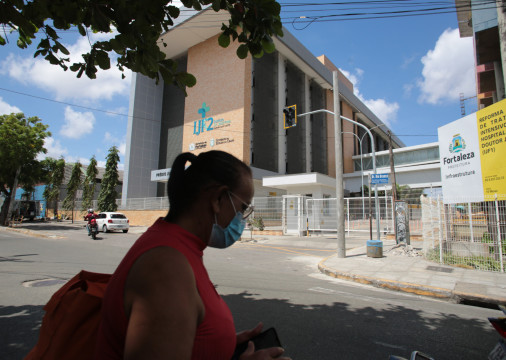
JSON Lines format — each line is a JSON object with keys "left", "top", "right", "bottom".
{"left": 54, "top": 40, "right": 70, "bottom": 55}
{"left": 45, "top": 53, "right": 59, "bottom": 65}
{"left": 45, "top": 25, "right": 58, "bottom": 40}
{"left": 0, "top": 36, "right": 5, "bottom": 46}
{"left": 167, "top": 5, "right": 180, "bottom": 18}
{"left": 192, "top": 0, "right": 202, "bottom": 11}
{"left": 218, "top": 33, "right": 230, "bottom": 48}
{"left": 178, "top": 72, "right": 197, "bottom": 87}
{"left": 95, "top": 51, "right": 111, "bottom": 70}
{"left": 77, "top": 24, "right": 86, "bottom": 36}
{"left": 253, "top": 49, "right": 264, "bottom": 58}
{"left": 212, "top": 0, "right": 221, "bottom": 12}
{"left": 261, "top": 38, "right": 275, "bottom": 53}
{"left": 17, "top": 38, "right": 27, "bottom": 48}
{"left": 236, "top": 44, "right": 248, "bottom": 59}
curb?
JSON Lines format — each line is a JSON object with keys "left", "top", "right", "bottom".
{"left": 0, "top": 226, "right": 65, "bottom": 239}
{"left": 318, "top": 253, "right": 505, "bottom": 306}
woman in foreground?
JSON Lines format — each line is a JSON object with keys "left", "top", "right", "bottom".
{"left": 95, "top": 150, "right": 290, "bottom": 360}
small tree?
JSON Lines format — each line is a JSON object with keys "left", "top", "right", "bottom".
{"left": 97, "top": 146, "right": 120, "bottom": 212}
{"left": 0, "top": 113, "right": 51, "bottom": 225}
{"left": 82, "top": 156, "right": 98, "bottom": 212}
{"left": 43, "top": 157, "right": 66, "bottom": 217}
{"left": 63, "top": 162, "right": 82, "bottom": 222}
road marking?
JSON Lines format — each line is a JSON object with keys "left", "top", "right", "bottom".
{"left": 308, "top": 287, "right": 337, "bottom": 294}
{"left": 238, "top": 242, "right": 331, "bottom": 257}
{"left": 374, "top": 341, "right": 406, "bottom": 350}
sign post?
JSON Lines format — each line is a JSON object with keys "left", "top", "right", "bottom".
{"left": 370, "top": 174, "right": 389, "bottom": 185}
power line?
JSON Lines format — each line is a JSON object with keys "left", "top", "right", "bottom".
{"left": 0, "top": 86, "right": 131, "bottom": 118}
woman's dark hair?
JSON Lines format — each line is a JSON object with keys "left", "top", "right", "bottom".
{"left": 166, "top": 150, "right": 252, "bottom": 221}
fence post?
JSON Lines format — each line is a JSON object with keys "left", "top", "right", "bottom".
{"left": 494, "top": 194, "right": 504, "bottom": 273}
{"left": 430, "top": 196, "right": 435, "bottom": 249}
{"left": 468, "top": 202, "right": 474, "bottom": 243}
{"left": 437, "top": 195, "right": 443, "bottom": 259}
{"left": 384, "top": 190, "right": 388, "bottom": 233}
{"left": 390, "top": 192, "right": 396, "bottom": 234}
{"left": 440, "top": 197, "right": 445, "bottom": 265}
{"left": 346, "top": 198, "right": 350, "bottom": 234}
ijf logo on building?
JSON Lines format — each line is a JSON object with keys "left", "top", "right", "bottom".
{"left": 193, "top": 102, "right": 214, "bottom": 136}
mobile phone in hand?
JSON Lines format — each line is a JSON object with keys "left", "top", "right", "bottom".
{"left": 232, "top": 327, "right": 282, "bottom": 359}
{"left": 251, "top": 327, "right": 282, "bottom": 350}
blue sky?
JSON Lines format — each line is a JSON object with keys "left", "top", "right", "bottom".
{"left": 0, "top": 2, "right": 477, "bottom": 169}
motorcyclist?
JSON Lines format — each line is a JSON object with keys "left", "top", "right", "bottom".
{"left": 84, "top": 209, "right": 97, "bottom": 236}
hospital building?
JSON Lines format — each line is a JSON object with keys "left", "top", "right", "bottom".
{"left": 121, "top": 8, "right": 404, "bottom": 203}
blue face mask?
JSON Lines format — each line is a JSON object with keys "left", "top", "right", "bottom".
{"left": 208, "top": 194, "right": 246, "bottom": 249}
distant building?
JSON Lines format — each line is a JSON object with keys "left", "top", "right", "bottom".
{"left": 12, "top": 163, "right": 123, "bottom": 219}
{"left": 456, "top": 0, "right": 506, "bottom": 108}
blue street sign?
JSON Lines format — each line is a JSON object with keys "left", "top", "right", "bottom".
{"left": 370, "top": 174, "right": 389, "bottom": 184}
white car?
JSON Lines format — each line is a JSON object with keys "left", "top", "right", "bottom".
{"left": 96, "top": 212, "right": 130, "bottom": 233}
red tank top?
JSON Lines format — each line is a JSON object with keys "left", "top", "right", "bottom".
{"left": 94, "top": 218, "right": 236, "bottom": 359}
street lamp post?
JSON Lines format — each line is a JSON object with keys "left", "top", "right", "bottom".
{"left": 297, "top": 75, "right": 382, "bottom": 247}
{"left": 342, "top": 131, "right": 365, "bottom": 219}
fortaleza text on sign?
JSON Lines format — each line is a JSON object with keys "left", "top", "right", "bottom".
{"left": 443, "top": 152, "right": 475, "bottom": 165}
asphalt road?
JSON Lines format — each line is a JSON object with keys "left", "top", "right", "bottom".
{"left": 0, "top": 229, "right": 502, "bottom": 359}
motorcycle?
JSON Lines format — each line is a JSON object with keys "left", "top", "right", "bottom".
{"left": 88, "top": 218, "right": 99, "bottom": 240}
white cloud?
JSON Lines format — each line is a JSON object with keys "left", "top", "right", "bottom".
{"left": 60, "top": 106, "right": 95, "bottom": 139}
{"left": 0, "top": 37, "right": 131, "bottom": 102}
{"left": 96, "top": 159, "right": 124, "bottom": 171}
{"left": 363, "top": 99, "right": 400, "bottom": 126}
{"left": 118, "top": 142, "right": 126, "bottom": 156}
{"left": 340, "top": 68, "right": 400, "bottom": 127}
{"left": 418, "top": 28, "right": 476, "bottom": 104}
{"left": 65, "top": 155, "right": 92, "bottom": 165}
{"left": 38, "top": 137, "right": 68, "bottom": 160}
{"left": 0, "top": 97, "right": 21, "bottom": 114}
{"left": 103, "top": 131, "right": 126, "bottom": 156}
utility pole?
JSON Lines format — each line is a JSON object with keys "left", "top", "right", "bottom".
{"left": 388, "top": 130, "right": 397, "bottom": 201}
{"left": 333, "top": 71, "right": 345, "bottom": 258}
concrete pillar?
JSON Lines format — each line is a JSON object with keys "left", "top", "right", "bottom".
{"left": 496, "top": 0, "right": 506, "bottom": 101}
{"left": 278, "top": 53, "right": 287, "bottom": 174}
{"left": 305, "top": 75, "right": 311, "bottom": 172}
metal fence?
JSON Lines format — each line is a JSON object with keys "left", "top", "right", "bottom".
{"left": 118, "top": 197, "right": 169, "bottom": 210}
{"left": 251, "top": 196, "right": 283, "bottom": 229}
{"left": 421, "top": 195, "right": 505, "bottom": 273}
{"left": 58, "top": 192, "right": 505, "bottom": 272}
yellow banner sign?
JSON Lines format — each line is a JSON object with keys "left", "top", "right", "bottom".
{"left": 477, "top": 100, "right": 506, "bottom": 198}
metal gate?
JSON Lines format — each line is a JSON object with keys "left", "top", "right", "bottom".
{"left": 282, "top": 195, "right": 305, "bottom": 235}
{"left": 306, "top": 198, "right": 337, "bottom": 233}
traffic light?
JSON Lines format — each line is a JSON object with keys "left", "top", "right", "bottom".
{"left": 283, "top": 105, "right": 297, "bottom": 129}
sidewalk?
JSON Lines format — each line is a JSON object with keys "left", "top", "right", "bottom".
{"left": 243, "top": 233, "right": 506, "bottom": 307}
{"left": 2, "top": 222, "right": 505, "bottom": 306}
{"left": 318, "top": 239, "right": 506, "bottom": 307}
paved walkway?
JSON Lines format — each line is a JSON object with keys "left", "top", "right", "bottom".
{"left": 241, "top": 234, "right": 506, "bottom": 307}
{"left": 2, "top": 221, "right": 505, "bottom": 306}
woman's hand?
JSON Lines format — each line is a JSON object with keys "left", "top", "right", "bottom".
{"left": 239, "top": 341, "right": 291, "bottom": 360}
{"left": 236, "top": 322, "right": 263, "bottom": 345}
